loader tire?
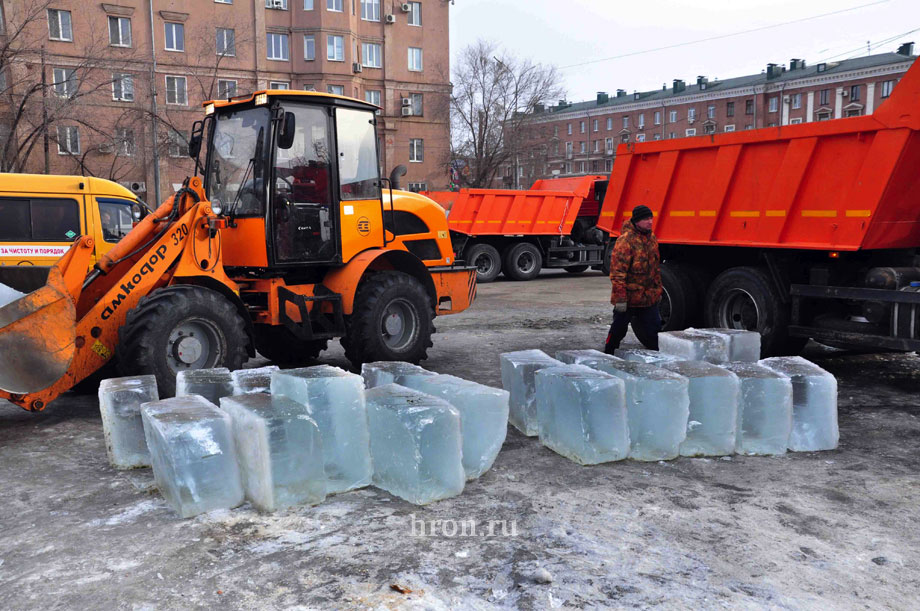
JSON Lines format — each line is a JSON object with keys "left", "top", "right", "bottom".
{"left": 344, "top": 271, "right": 434, "bottom": 368}
{"left": 465, "top": 243, "right": 502, "bottom": 283}
{"left": 254, "top": 325, "right": 327, "bottom": 366}
{"left": 117, "top": 285, "right": 249, "bottom": 397}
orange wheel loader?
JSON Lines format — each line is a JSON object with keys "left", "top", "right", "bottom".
{"left": 0, "top": 91, "right": 476, "bottom": 411}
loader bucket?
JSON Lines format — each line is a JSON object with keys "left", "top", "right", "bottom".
{"left": 0, "top": 266, "right": 76, "bottom": 394}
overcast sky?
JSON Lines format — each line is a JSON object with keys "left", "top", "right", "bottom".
{"left": 448, "top": 0, "right": 920, "bottom": 102}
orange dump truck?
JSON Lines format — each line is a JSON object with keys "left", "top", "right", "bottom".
{"left": 424, "top": 175, "right": 609, "bottom": 282}
{"left": 598, "top": 55, "right": 920, "bottom": 355}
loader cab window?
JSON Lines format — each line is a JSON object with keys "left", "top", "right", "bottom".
{"left": 206, "top": 106, "right": 271, "bottom": 217}
{"left": 335, "top": 107, "right": 379, "bottom": 200}
{"left": 98, "top": 199, "right": 135, "bottom": 243}
{"left": 271, "top": 103, "right": 336, "bottom": 263}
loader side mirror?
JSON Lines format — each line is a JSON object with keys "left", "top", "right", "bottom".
{"left": 188, "top": 133, "right": 202, "bottom": 160}
{"left": 278, "top": 112, "right": 296, "bottom": 150}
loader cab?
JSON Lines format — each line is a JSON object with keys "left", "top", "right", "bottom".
{"left": 203, "top": 91, "right": 384, "bottom": 273}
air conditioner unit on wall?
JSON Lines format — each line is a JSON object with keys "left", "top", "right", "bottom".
{"left": 353, "top": 62, "right": 362, "bottom": 73}
{"left": 272, "top": 0, "right": 284, "bottom": 8}
{"left": 385, "top": 14, "right": 396, "bottom": 24}
{"left": 120, "top": 181, "right": 146, "bottom": 193}
{"left": 401, "top": 107, "right": 413, "bottom": 117}
{"left": 400, "top": 2, "right": 411, "bottom": 11}
{"left": 401, "top": 97, "right": 411, "bottom": 106}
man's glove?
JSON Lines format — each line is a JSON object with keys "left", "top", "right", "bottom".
{"left": 614, "top": 302, "right": 628, "bottom": 314}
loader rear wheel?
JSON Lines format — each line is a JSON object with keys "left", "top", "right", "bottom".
{"left": 254, "top": 325, "right": 327, "bottom": 366}
{"left": 344, "top": 271, "right": 433, "bottom": 367}
{"left": 503, "top": 242, "right": 542, "bottom": 281}
{"left": 117, "top": 285, "right": 249, "bottom": 397}
{"left": 465, "top": 243, "right": 501, "bottom": 283}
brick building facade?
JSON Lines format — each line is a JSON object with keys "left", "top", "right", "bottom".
{"left": 0, "top": 0, "right": 450, "bottom": 203}
{"left": 511, "top": 46, "right": 917, "bottom": 187}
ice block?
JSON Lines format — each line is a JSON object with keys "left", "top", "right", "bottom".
{"left": 692, "top": 328, "right": 761, "bottom": 362}
{"left": 221, "top": 393, "right": 326, "bottom": 511}
{"left": 230, "top": 365, "right": 280, "bottom": 395}
{"left": 661, "top": 361, "right": 739, "bottom": 456}
{"left": 760, "top": 356, "right": 838, "bottom": 452}
{"left": 405, "top": 374, "right": 509, "bottom": 480}
{"left": 365, "top": 384, "right": 465, "bottom": 505}
{"left": 361, "top": 361, "right": 437, "bottom": 389}
{"left": 534, "top": 365, "right": 629, "bottom": 465}
{"left": 271, "top": 365, "right": 373, "bottom": 494}
{"left": 659, "top": 329, "right": 731, "bottom": 364}
{"left": 175, "top": 367, "right": 234, "bottom": 404}
{"left": 141, "top": 395, "right": 244, "bottom": 518}
{"left": 98, "top": 375, "right": 159, "bottom": 469}
{"left": 723, "top": 363, "right": 793, "bottom": 455}
{"left": 614, "top": 348, "right": 681, "bottom": 365}
{"left": 500, "top": 349, "right": 564, "bottom": 436}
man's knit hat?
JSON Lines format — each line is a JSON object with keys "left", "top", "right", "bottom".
{"left": 631, "top": 205, "right": 653, "bottom": 222}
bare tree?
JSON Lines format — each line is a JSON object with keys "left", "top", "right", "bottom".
{"left": 450, "top": 39, "right": 564, "bottom": 188}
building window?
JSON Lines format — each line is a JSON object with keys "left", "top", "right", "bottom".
{"left": 409, "top": 138, "right": 424, "bottom": 162}
{"left": 52, "top": 68, "right": 77, "bottom": 98}
{"left": 565, "top": 142, "right": 572, "bottom": 157}
{"left": 638, "top": 113, "right": 645, "bottom": 128}
{"left": 165, "top": 75, "right": 187, "bottom": 105}
{"left": 579, "top": 120, "right": 585, "bottom": 133}
{"left": 745, "top": 99, "right": 754, "bottom": 115}
{"left": 567, "top": 123, "right": 572, "bottom": 135}
{"left": 327, "top": 0, "right": 343, "bottom": 11}
{"left": 327, "top": 35, "right": 344, "bottom": 61}
{"left": 726, "top": 102, "right": 734, "bottom": 117}
{"left": 304, "top": 0, "right": 314, "bottom": 8}
{"left": 216, "top": 28, "right": 235, "bottom": 56}
{"left": 410, "top": 92, "right": 423, "bottom": 115}
{"left": 605, "top": 137, "right": 612, "bottom": 153}
{"left": 168, "top": 129, "right": 188, "bottom": 158}
{"left": 270, "top": 81, "right": 290, "bottom": 89}
{"left": 215, "top": 0, "right": 232, "bottom": 3}
{"left": 365, "top": 89, "right": 381, "bottom": 106}
{"left": 327, "top": 84, "right": 344, "bottom": 95}
{"left": 407, "top": 1, "right": 422, "bottom": 26}
{"left": 302, "top": 34, "right": 315, "bottom": 60}
{"left": 707, "top": 105, "right": 715, "bottom": 119}
{"left": 217, "top": 79, "right": 237, "bottom": 99}
{"left": 580, "top": 161, "right": 586, "bottom": 173}
{"left": 362, "top": 42, "right": 381, "bottom": 68}
{"left": 303, "top": 84, "right": 316, "bottom": 91}
{"left": 579, "top": 142, "right": 586, "bottom": 154}
{"left": 636, "top": 133, "right": 646, "bottom": 142}
{"left": 789, "top": 93, "right": 800, "bottom": 109}
{"left": 669, "top": 110, "right": 677, "bottom": 122}
{"left": 724, "top": 124, "right": 735, "bottom": 132}
{"left": 819, "top": 89, "right": 829, "bottom": 106}
{"left": 606, "top": 117, "right": 613, "bottom": 130}
{"left": 654, "top": 110, "right": 661, "bottom": 125}
{"left": 266, "top": 0, "right": 288, "bottom": 8}
{"left": 360, "top": 0, "right": 379, "bottom": 21}
{"left": 165, "top": 22, "right": 184, "bottom": 52}
{"left": 592, "top": 119, "right": 598, "bottom": 132}
{"left": 817, "top": 111, "right": 831, "bottom": 121}
{"left": 703, "top": 124, "right": 715, "bottom": 134}
{"left": 850, "top": 85, "right": 861, "bottom": 101}
{"left": 622, "top": 116, "right": 629, "bottom": 129}
{"left": 768, "top": 97, "right": 778, "bottom": 113}
{"left": 108, "top": 16, "right": 131, "bottom": 47}
{"left": 553, "top": 125, "right": 558, "bottom": 137}
{"left": 845, "top": 108, "right": 862, "bottom": 118}
{"left": 266, "top": 33, "right": 289, "bottom": 60}
{"left": 605, "top": 159, "right": 613, "bottom": 171}
{"left": 115, "top": 128, "right": 135, "bottom": 156}
{"left": 593, "top": 140, "right": 600, "bottom": 153}
{"left": 685, "top": 128, "right": 696, "bottom": 137}
{"left": 620, "top": 134, "right": 629, "bottom": 143}
{"left": 564, "top": 162, "right": 572, "bottom": 174}
{"left": 408, "top": 182, "right": 427, "bottom": 192}
{"left": 790, "top": 118, "right": 803, "bottom": 124}
{"left": 688, "top": 108, "right": 696, "bottom": 121}
{"left": 47, "top": 9, "right": 73, "bottom": 41}
{"left": 669, "top": 132, "right": 676, "bottom": 139}
{"left": 56, "top": 126, "right": 79, "bottom": 154}
{"left": 112, "top": 73, "right": 134, "bottom": 101}
{"left": 881, "top": 79, "right": 895, "bottom": 98}
{"left": 408, "top": 47, "right": 423, "bottom": 71}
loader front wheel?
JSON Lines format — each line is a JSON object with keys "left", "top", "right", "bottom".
{"left": 344, "top": 271, "right": 433, "bottom": 368}
{"left": 117, "top": 285, "right": 250, "bottom": 396}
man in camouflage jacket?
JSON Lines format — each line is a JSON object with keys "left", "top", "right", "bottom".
{"left": 604, "top": 204, "right": 662, "bottom": 353}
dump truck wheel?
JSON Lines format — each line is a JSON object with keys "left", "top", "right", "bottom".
{"left": 564, "top": 265, "right": 589, "bottom": 274}
{"left": 601, "top": 242, "right": 614, "bottom": 276}
{"left": 344, "top": 271, "right": 433, "bottom": 367}
{"left": 503, "top": 242, "right": 542, "bottom": 281}
{"left": 465, "top": 243, "right": 501, "bottom": 283}
{"left": 117, "top": 285, "right": 249, "bottom": 396}
{"left": 660, "top": 262, "right": 704, "bottom": 331}
{"left": 254, "top": 325, "right": 327, "bottom": 366}
{"left": 705, "top": 266, "right": 792, "bottom": 357}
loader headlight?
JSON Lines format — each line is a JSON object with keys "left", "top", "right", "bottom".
{"left": 132, "top": 203, "right": 143, "bottom": 220}
{"left": 210, "top": 198, "right": 223, "bottom": 216}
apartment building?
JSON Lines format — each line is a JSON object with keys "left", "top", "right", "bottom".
{"left": 513, "top": 45, "right": 916, "bottom": 184}
{"left": 0, "top": 0, "right": 449, "bottom": 202}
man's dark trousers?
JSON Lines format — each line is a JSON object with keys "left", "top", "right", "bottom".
{"left": 604, "top": 303, "right": 661, "bottom": 354}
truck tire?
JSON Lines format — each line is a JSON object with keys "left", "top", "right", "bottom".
{"left": 344, "top": 271, "right": 434, "bottom": 367}
{"left": 704, "top": 266, "right": 796, "bottom": 357}
{"left": 503, "top": 242, "right": 543, "bottom": 281}
{"left": 116, "top": 285, "right": 250, "bottom": 396}
{"left": 465, "top": 243, "right": 502, "bottom": 283}
{"left": 601, "top": 242, "right": 614, "bottom": 276}
{"left": 659, "top": 263, "right": 700, "bottom": 331}
{"left": 564, "top": 265, "right": 589, "bottom": 274}
{"left": 254, "top": 325, "right": 327, "bottom": 366}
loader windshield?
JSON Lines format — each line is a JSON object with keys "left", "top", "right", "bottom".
{"left": 206, "top": 106, "right": 271, "bottom": 217}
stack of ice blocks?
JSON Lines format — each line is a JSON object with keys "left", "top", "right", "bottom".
{"left": 500, "top": 350, "right": 564, "bottom": 436}
{"left": 230, "top": 365, "right": 280, "bottom": 395}
{"left": 176, "top": 368, "right": 234, "bottom": 404}
{"left": 271, "top": 365, "right": 373, "bottom": 494}
{"left": 365, "top": 384, "right": 465, "bottom": 505}
{"left": 579, "top": 359, "right": 689, "bottom": 461}
{"left": 659, "top": 330, "right": 731, "bottom": 364}
{"left": 402, "top": 374, "right": 509, "bottom": 480}
{"left": 660, "top": 361, "right": 739, "bottom": 457}
{"left": 99, "top": 375, "right": 159, "bottom": 469}
{"left": 534, "top": 365, "right": 629, "bottom": 465}
{"left": 692, "top": 329, "right": 761, "bottom": 362}
{"left": 141, "top": 395, "right": 244, "bottom": 518}
{"left": 760, "top": 356, "right": 838, "bottom": 451}
{"left": 723, "top": 363, "right": 793, "bottom": 455}
{"left": 614, "top": 347, "right": 681, "bottom": 365}
{"left": 221, "top": 394, "right": 326, "bottom": 512}
{"left": 361, "top": 361, "right": 437, "bottom": 389}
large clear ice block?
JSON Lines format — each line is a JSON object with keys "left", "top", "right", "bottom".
{"left": 271, "top": 365, "right": 373, "bottom": 494}
{"left": 230, "top": 365, "right": 280, "bottom": 395}
{"left": 692, "top": 328, "right": 761, "bottom": 362}
{"left": 361, "top": 361, "right": 437, "bottom": 389}
{"left": 614, "top": 348, "right": 681, "bottom": 365}
{"left": 660, "top": 361, "right": 739, "bottom": 457}
{"left": 221, "top": 393, "right": 326, "bottom": 512}
{"left": 175, "top": 367, "right": 234, "bottom": 404}
{"left": 723, "top": 363, "right": 793, "bottom": 455}
{"left": 99, "top": 375, "right": 159, "bottom": 469}
{"left": 580, "top": 359, "right": 689, "bottom": 461}
{"left": 500, "top": 349, "right": 563, "bottom": 436}
{"left": 534, "top": 365, "right": 629, "bottom": 465}
{"left": 141, "top": 395, "right": 244, "bottom": 518}
{"left": 405, "top": 374, "right": 509, "bottom": 480}
{"left": 555, "top": 349, "right": 616, "bottom": 365}
{"left": 759, "top": 356, "right": 838, "bottom": 452}
{"left": 659, "top": 329, "right": 731, "bottom": 364}
{"left": 365, "top": 384, "right": 465, "bottom": 505}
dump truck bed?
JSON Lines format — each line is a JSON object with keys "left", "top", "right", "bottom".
{"left": 597, "top": 61, "right": 920, "bottom": 252}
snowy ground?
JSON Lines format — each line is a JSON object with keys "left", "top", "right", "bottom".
{"left": 1, "top": 270, "right": 919, "bottom": 609}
